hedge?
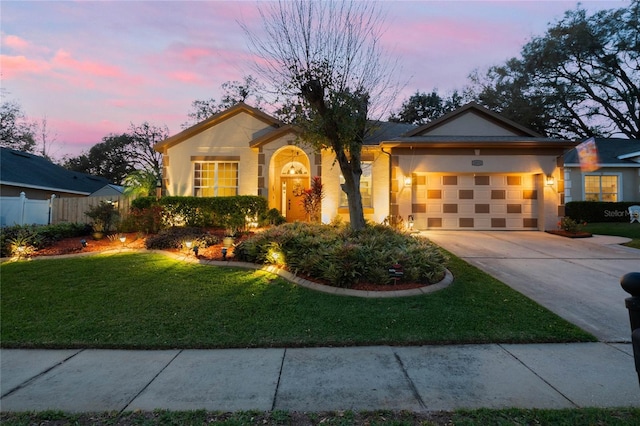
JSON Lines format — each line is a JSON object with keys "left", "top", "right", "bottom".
{"left": 565, "top": 201, "right": 640, "bottom": 223}
{"left": 131, "top": 195, "right": 268, "bottom": 230}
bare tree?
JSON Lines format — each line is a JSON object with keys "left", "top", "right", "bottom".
{"left": 242, "top": 0, "right": 400, "bottom": 230}
{"left": 35, "top": 115, "right": 60, "bottom": 161}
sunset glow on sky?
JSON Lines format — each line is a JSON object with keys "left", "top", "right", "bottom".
{"left": 1, "top": 0, "right": 624, "bottom": 158}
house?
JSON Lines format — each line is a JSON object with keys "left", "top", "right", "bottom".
{"left": 0, "top": 147, "right": 111, "bottom": 199}
{"left": 155, "top": 102, "right": 576, "bottom": 231}
{"left": 90, "top": 184, "right": 124, "bottom": 197}
{"left": 563, "top": 138, "right": 640, "bottom": 202}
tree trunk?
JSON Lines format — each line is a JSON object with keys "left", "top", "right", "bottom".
{"left": 335, "top": 150, "right": 366, "bottom": 231}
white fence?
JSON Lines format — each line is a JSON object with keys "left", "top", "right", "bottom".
{"left": 0, "top": 193, "right": 53, "bottom": 227}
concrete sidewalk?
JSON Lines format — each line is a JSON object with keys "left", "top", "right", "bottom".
{"left": 1, "top": 343, "right": 638, "bottom": 413}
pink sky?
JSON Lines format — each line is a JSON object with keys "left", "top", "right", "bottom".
{"left": 1, "top": 0, "right": 623, "bottom": 159}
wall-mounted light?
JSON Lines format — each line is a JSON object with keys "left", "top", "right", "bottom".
{"left": 546, "top": 175, "right": 555, "bottom": 186}
{"left": 404, "top": 176, "right": 412, "bottom": 186}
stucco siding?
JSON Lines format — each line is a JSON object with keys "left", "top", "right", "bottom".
{"left": 425, "top": 112, "right": 520, "bottom": 137}
{"left": 164, "top": 113, "right": 274, "bottom": 196}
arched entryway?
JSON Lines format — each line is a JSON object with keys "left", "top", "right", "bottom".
{"left": 270, "top": 147, "right": 310, "bottom": 222}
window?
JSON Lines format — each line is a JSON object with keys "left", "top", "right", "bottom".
{"left": 584, "top": 175, "right": 618, "bottom": 201}
{"left": 194, "top": 162, "right": 238, "bottom": 196}
{"left": 340, "top": 162, "right": 372, "bottom": 207}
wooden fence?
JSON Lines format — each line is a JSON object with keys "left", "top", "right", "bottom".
{"left": 52, "top": 196, "right": 133, "bottom": 225}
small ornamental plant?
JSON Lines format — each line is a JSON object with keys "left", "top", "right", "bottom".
{"left": 301, "top": 176, "right": 324, "bottom": 223}
{"left": 559, "top": 217, "right": 586, "bottom": 234}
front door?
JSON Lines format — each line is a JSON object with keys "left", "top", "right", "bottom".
{"left": 282, "top": 177, "right": 307, "bottom": 222}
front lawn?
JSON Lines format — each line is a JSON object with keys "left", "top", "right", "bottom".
{"left": 0, "top": 251, "right": 594, "bottom": 349}
{"left": 2, "top": 407, "right": 640, "bottom": 426}
{"left": 583, "top": 222, "right": 640, "bottom": 249}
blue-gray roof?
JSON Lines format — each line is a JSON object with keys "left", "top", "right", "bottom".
{"left": 0, "top": 147, "right": 111, "bottom": 195}
{"left": 363, "top": 122, "right": 416, "bottom": 145}
{"left": 564, "top": 138, "right": 640, "bottom": 165}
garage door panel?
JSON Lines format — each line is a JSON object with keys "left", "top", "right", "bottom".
{"left": 493, "top": 205, "right": 507, "bottom": 214}
{"left": 507, "top": 190, "right": 521, "bottom": 199}
{"left": 476, "top": 190, "right": 491, "bottom": 199}
{"left": 459, "top": 204, "right": 474, "bottom": 214}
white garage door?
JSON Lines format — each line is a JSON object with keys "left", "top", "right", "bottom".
{"left": 414, "top": 173, "right": 538, "bottom": 230}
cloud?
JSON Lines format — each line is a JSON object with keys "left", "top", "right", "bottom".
{"left": 2, "top": 34, "right": 30, "bottom": 51}
{"left": 0, "top": 55, "right": 51, "bottom": 78}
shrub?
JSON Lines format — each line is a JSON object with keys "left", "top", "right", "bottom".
{"left": 259, "top": 208, "right": 286, "bottom": 226}
{"left": 565, "top": 201, "right": 640, "bottom": 223}
{"left": 85, "top": 201, "right": 120, "bottom": 233}
{"left": 558, "top": 217, "right": 586, "bottom": 233}
{"left": 120, "top": 205, "right": 166, "bottom": 234}
{"left": 235, "top": 222, "right": 448, "bottom": 288}
{"left": 144, "top": 227, "right": 219, "bottom": 250}
{"left": 130, "top": 196, "right": 268, "bottom": 229}
{"left": 0, "top": 223, "right": 90, "bottom": 258}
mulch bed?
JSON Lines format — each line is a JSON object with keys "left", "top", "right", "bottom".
{"left": 546, "top": 230, "right": 593, "bottom": 238}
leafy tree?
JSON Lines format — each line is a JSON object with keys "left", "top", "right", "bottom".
{"left": 389, "top": 89, "right": 470, "bottom": 125}
{"left": 243, "top": 0, "right": 399, "bottom": 230}
{"left": 128, "top": 122, "right": 166, "bottom": 177}
{"left": 0, "top": 95, "right": 36, "bottom": 152}
{"left": 471, "top": 1, "right": 639, "bottom": 139}
{"left": 122, "top": 169, "right": 158, "bottom": 198}
{"left": 63, "top": 134, "right": 136, "bottom": 184}
{"left": 182, "top": 75, "right": 265, "bottom": 128}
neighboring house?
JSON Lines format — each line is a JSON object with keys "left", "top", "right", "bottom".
{"left": 564, "top": 138, "right": 640, "bottom": 202}
{"left": 155, "top": 102, "right": 576, "bottom": 231}
{"left": 0, "top": 147, "right": 111, "bottom": 199}
{"left": 90, "top": 184, "right": 124, "bottom": 197}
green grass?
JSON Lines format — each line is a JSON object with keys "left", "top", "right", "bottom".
{"left": 583, "top": 222, "right": 640, "bottom": 249}
{"left": 2, "top": 407, "right": 639, "bottom": 425}
{"left": 1, "top": 251, "right": 594, "bottom": 349}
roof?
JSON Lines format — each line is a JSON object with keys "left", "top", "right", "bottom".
{"left": 382, "top": 135, "right": 576, "bottom": 150}
{"left": 155, "top": 102, "right": 283, "bottom": 152}
{"left": 564, "top": 138, "right": 640, "bottom": 167}
{"left": 0, "top": 147, "right": 111, "bottom": 195}
{"left": 363, "top": 122, "right": 416, "bottom": 145}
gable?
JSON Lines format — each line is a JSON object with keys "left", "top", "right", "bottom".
{"left": 405, "top": 102, "right": 541, "bottom": 138}
{"left": 155, "top": 102, "right": 282, "bottom": 153}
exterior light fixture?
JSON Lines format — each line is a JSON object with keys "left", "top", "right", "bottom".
{"left": 289, "top": 164, "right": 296, "bottom": 174}
{"left": 404, "top": 176, "right": 412, "bottom": 186}
{"left": 185, "top": 241, "right": 193, "bottom": 249}
{"left": 221, "top": 247, "right": 228, "bottom": 260}
{"left": 408, "top": 215, "right": 414, "bottom": 230}
{"left": 546, "top": 175, "right": 555, "bottom": 186}
{"left": 81, "top": 239, "right": 87, "bottom": 248}
{"left": 119, "top": 235, "right": 126, "bottom": 245}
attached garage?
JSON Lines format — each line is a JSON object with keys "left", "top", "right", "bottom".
{"left": 383, "top": 103, "right": 576, "bottom": 232}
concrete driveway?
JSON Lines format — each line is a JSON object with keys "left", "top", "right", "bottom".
{"left": 422, "top": 231, "right": 640, "bottom": 343}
